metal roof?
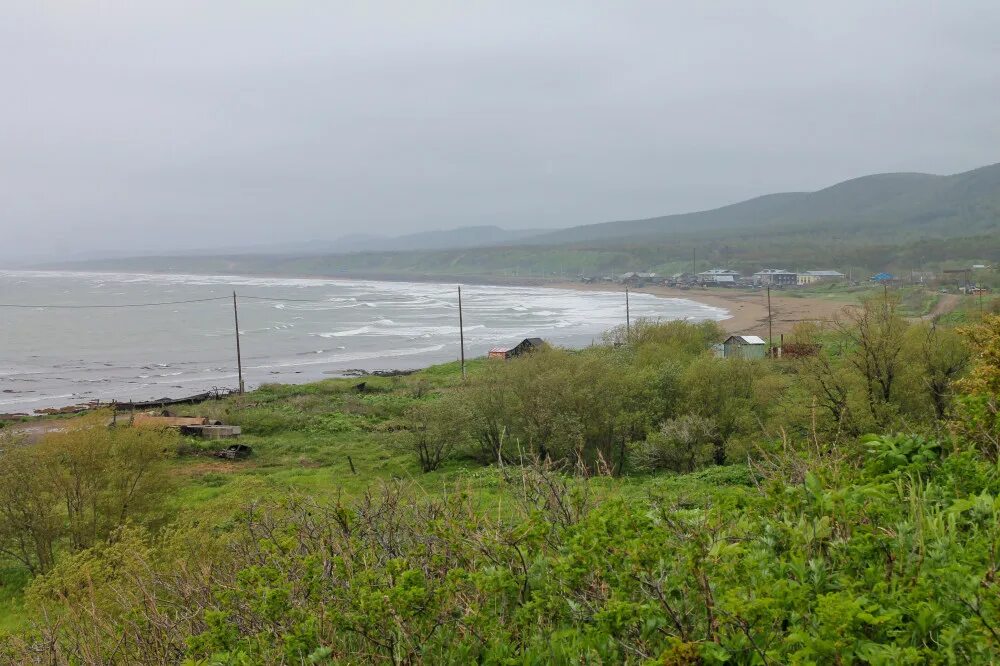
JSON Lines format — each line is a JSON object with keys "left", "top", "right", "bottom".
{"left": 726, "top": 335, "right": 766, "bottom": 345}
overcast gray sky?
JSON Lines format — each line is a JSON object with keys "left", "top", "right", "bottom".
{"left": 2, "top": 1, "right": 999, "bottom": 261}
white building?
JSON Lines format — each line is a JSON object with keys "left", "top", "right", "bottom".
{"left": 797, "top": 270, "right": 846, "bottom": 285}
{"left": 697, "top": 268, "right": 741, "bottom": 285}
{"left": 753, "top": 269, "right": 797, "bottom": 286}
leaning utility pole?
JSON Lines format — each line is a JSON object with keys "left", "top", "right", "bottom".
{"left": 458, "top": 286, "right": 466, "bottom": 379}
{"left": 233, "top": 291, "right": 244, "bottom": 394}
{"left": 766, "top": 284, "right": 773, "bottom": 352}
{"left": 625, "top": 284, "right": 631, "bottom": 338}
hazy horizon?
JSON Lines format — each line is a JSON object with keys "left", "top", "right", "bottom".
{"left": 4, "top": 1, "right": 1000, "bottom": 262}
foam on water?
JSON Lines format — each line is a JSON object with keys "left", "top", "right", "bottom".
{"left": 0, "top": 270, "right": 728, "bottom": 412}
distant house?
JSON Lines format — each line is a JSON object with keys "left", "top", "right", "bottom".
{"left": 753, "top": 269, "right": 798, "bottom": 286}
{"left": 797, "top": 270, "right": 846, "bottom": 285}
{"left": 488, "top": 337, "right": 546, "bottom": 360}
{"left": 723, "top": 335, "right": 767, "bottom": 359}
{"left": 698, "top": 268, "right": 742, "bottom": 285}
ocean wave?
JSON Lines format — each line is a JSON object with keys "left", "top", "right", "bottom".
{"left": 247, "top": 344, "right": 447, "bottom": 370}
{"left": 314, "top": 323, "right": 487, "bottom": 339}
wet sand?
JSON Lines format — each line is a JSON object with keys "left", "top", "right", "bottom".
{"left": 550, "top": 281, "right": 850, "bottom": 336}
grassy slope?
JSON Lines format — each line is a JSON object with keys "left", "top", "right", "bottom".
{"left": 0, "top": 358, "right": 754, "bottom": 634}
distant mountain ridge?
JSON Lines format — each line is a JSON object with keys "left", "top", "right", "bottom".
{"left": 330, "top": 226, "right": 545, "bottom": 253}
{"left": 522, "top": 163, "right": 1000, "bottom": 246}
{"left": 35, "top": 161, "right": 1000, "bottom": 276}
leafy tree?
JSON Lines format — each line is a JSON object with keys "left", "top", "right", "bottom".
{"left": 0, "top": 439, "right": 60, "bottom": 574}
{"left": 681, "top": 356, "right": 780, "bottom": 464}
{"left": 406, "top": 393, "right": 470, "bottom": 472}
{"left": 0, "top": 415, "right": 175, "bottom": 573}
{"left": 905, "top": 322, "right": 970, "bottom": 420}
{"left": 838, "top": 294, "right": 909, "bottom": 425}
{"left": 634, "top": 414, "right": 717, "bottom": 473}
{"left": 955, "top": 314, "right": 1000, "bottom": 459}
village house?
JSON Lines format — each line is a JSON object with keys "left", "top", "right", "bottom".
{"left": 796, "top": 270, "right": 846, "bottom": 285}
{"left": 488, "top": 337, "right": 546, "bottom": 360}
{"left": 697, "top": 268, "right": 741, "bottom": 285}
{"left": 753, "top": 269, "right": 797, "bottom": 286}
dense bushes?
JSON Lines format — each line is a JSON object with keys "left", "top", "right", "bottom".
{"left": 5, "top": 449, "right": 999, "bottom": 664}
{"left": 408, "top": 298, "right": 980, "bottom": 477}
{"left": 633, "top": 414, "right": 717, "bottom": 472}
{"left": 3, "top": 313, "right": 1000, "bottom": 663}
{"left": 0, "top": 415, "right": 175, "bottom": 575}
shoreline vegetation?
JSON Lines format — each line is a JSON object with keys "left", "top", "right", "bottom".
{"left": 0, "top": 269, "right": 863, "bottom": 419}
{"left": 2, "top": 301, "right": 1000, "bottom": 661}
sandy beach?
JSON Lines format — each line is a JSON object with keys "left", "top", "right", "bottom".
{"left": 551, "top": 281, "right": 849, "bottom": 337}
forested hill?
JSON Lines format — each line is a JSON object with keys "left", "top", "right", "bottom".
{"left": 525, "top": 162, "right": 1000, "bottom": 246}
{"left": 40, "top": 162, "right": 1000, "bottom": 279}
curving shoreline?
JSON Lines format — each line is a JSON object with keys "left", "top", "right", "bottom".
{"left": 0, "top": 272, "right": 846, "bottom": 418}
{"left": 548, "top": 280, "right": 849, "bottom": 337}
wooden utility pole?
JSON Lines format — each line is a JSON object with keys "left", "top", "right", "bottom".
{"left": 692, "top": 248, "right": 696, "bottom": 276}
{"left": 625, "top": 284, "right": 631, "bottom": 338}
{"left": 766, "top": 284, "right": 773, "bottom": 352}
{"left": 458, "top": 286, "right": 466, "bottom": 379}
{"left": 233, "top": 291, "right": 244, "bottom": 394}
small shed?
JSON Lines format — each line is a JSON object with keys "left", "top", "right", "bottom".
{"left": 723, "top": 335, "right": 767, "bottom": 359}
{"left": 488, "top": 337, "right": 546, "bottom": 360}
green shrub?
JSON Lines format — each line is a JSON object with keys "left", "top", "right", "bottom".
{"left": 633, "top": 415, "right": 717, "bottom": 473}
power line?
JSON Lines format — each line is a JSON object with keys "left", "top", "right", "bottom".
{"left": 0, "top": 293, "right": 332, "bottom": 309}
{"left": 0, "top": 296, "right": 230, "bottom": 309}
{"left": 236, "top": 295, "right": 328, "bottom": 302}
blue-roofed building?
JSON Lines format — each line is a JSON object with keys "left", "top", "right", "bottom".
{"left": 871, "top": 272, "right": 895, "bottom": 282}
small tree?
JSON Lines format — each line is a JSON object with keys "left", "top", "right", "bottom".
{"left": 907, "top": 322, "right": 969, "bottom": 421}
{"left": 406, "top": 395, "right": 470, "bottom": 472}
{"left": 634, "top": 415, "right": 717, "bottom": 473}
{"left": 838, "top": 294, "right": 908, "bottom": 426}
{"left": 0, "top": 439, "right": 60, "bottom": 574}
{"left": 0, "top": 417, "right": 175, "bottom": 573}
{"left": 39, "top": 419, "right": 175, "bottom": 551}
{"left": 955, "top": 314, "right": 1000, "bottom": 459}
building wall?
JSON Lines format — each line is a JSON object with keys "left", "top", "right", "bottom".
{"left": 723, "top": 342, "right": 766, "bottom": 360}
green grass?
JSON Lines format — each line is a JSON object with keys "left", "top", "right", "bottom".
{"left": 0, "top": 568, "right": 29, "bottom": 634}
{"left": 936, "top": 294, "right": 1000, "bottom": 326}
{"left": 0, "top": 355, "right": 768, "bottom": 634}
{"left": 161, "top": 362, "right": 489, "bottom": 510}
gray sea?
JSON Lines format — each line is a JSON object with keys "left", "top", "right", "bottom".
{"left": 0, "top": 270, "right": 728, "bottom": 413}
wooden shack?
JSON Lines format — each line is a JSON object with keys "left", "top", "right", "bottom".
{"left": 723, "top": 335, "right": 767, "bottom": 360}
{"left": 488, "top": 337, "right": 545, "bottom": 360}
